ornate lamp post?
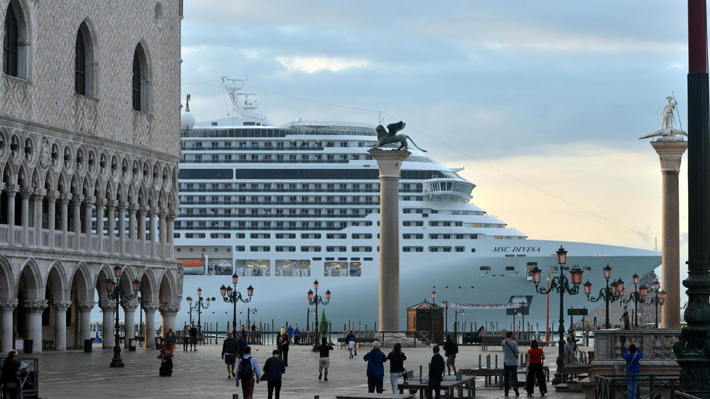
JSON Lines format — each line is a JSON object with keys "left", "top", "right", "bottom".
{"left": 106, "top": 265, "right": 140, "bottom": 368}
{"left": 187, "top": 287, "right": 215, "bottom": 337}
{"left": 620, "top": 273, "right": 645, "bottom": 328}
{"left": 582, "top": 264, "right": 623, "bottom": 329}
{"left": 454, "top": 309, "right": 465, "bottom": 335}
{"left": 530, "top": 246, "right": 584, "bottom": 385}
{"left": 220, "top": 274, "right": 254, "bottom": 337}
{"left": 307, "top": 280, "right": 331, "bottom": 343}
{"left": 430, "top": 288, "right": 437, "bottom": 345}
{"left": 642, "top": 280, "right": 666, "bottom": 328}
{"left": 246, "top": 308, "right": 258, "bottom": 329}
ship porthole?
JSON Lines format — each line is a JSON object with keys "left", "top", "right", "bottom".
{"left": 471, "top": 248, "right": 476, "bottom": 253}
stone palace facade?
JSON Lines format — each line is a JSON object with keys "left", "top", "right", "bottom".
{"left": 0, "top": 0, "right": 182, "bottom": 352}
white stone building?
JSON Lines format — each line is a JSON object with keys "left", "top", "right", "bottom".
{"left": 0, "top": 0, "right": 182, "bottom": 352}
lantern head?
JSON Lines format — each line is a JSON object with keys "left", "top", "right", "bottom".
{"left": 660, "top": 290, "right": 667, "bottom": 302}
{"left": 187, "top": 296, "right": 193, "bottom": 306}
{"left": 603, "top": 264, "right": 612, "bottom": 279}
{"left": 114, "top": 265, "right": 122, "bottom": 279}
{"left": 308, "top": 289, "right": 314, "bottom": 301}
{"left": 226, "top": 286, "right": 233, "bottom": 297}
{"left": 325, "top": 289, "right": 331, "bottom": 300}
{"left": 106, "top": 278, "right": 116, "bottom": 292}
{"left": 632, "top": 273, "right": 639, "bottom": 285}
{"left": 232, "top": 274, "right": 239, "bottom": 285}
{"left": 556, "top": 246, "right": 567, "bottom": 265}
{"left": 530, "top": 266, "right": 542, "bottom": 284}
{"left": 653, "top": 280, "right": 660, "bottom": 291}
{"left": 197, "top": 287, "right": 202, "bottom": 296}
{"left": 639, "top": 285, "right": 648, "bottom": 298}
{"left": 313, "top": 280, "right": 320, "bottom": 290}
{"left": 132, "top": 278, "right": 141, "bottom": 293}
{"left": 617, "top": 279, "right": 625, "bottom": 293}
{"left": 205, "top": 297, "right": 211, "bottom": 305}
{"left": 570, "top": 266, "right": 584, "bottom": 285}
{"left": 247, "top": 285, "right": 254, "bottom": 297}
{"left": 431, "top": 289, "right": 436, "bottom": 300}
{"left": 220, "top": 285, "right": 227, "bottom": 297}
{"left": 610, "top": 280, "right": 619, "bottom": 294}
{"left": 584, "top": 280, "right": 592, "bottom": 295}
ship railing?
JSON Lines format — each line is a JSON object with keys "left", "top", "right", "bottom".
{"left": 176, "top": 226, "right": 347, "bottom": 231}
{"left": 178, "top": 213, "right": 373, "bottom": 218}
{"left": 180, "top": 145, "right": 325, "bottom": 151}
{"left": 180, "top": 159, "right": 350, "bottom": 164}
{"left": 180, "top": 201, "right": 380, "bottom": 206}
{"left": 594, "top": 375, "right": 710, "bottom": 399}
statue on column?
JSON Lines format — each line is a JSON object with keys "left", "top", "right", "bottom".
{"left": 371, "top": 121, "right": 427, "bottom": 152}
{"left": 639, "top": 96, "right": 688, "bottom": 140}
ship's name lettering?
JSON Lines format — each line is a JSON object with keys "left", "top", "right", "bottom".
{"left": 492, "top": 246, "right": 541, "bottom": 253}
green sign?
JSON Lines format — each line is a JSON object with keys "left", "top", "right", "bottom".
{"left": 567, "top": 308, "right": 588, "bottom": 316}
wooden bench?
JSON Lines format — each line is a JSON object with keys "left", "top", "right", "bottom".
{"left": 398, "top": 376, "right": 475, "bottom": 398}
{"left": 336, "top": 393, "right": 414, "bottom": 399}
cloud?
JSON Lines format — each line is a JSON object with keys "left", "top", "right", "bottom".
{"left": 275, "top": 56, "right": 370, "bottom": 73}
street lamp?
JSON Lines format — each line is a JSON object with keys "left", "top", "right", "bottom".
{"left": 642, "top": 280, "right": 666, "bottom": 328}
{"left": 430, "top": 288, "right": 437, "bottom": 344}
{"left": 454, "top": 309, "right": 465, "bottom": 336}
{"left": 187, "top": 287, "right": 215, "bottom": 338}
{"left": 530, "top": 246, "right": 584, "bottom": 385}
{"left": 246, "top": 308, "right": 258, "bottom": 329}
{"left": 621, "top": 273, "right": 644, "bottom": 328}
{"left": 307, "top": 280, "right": 331, "bottom": 343}
{"left": 220, "top": 274, "right": 254, "bottom": 337}
{"left": 582, "top": 263, "right": 623, "bottom": 329}
{"left": 106, "top": 265, "right": 140, "bottom": 368}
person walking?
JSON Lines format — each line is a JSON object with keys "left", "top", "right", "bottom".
{"left": 503, "top": 330, "right": 520, "bottom": 396}
{"left": 237, "top": 333, "right": 248, "bottom": 359}
{"left": 1, "top": 351, "right": 22, "bottom": 399}
{"left": 189, "top": 323, "right": 198, "bottom": 351}
{"left": 294, "top": 325, "right": 300, "bottom": 345}
{"left": 525, "top": 340, "right": 547, "bottom": 396}
{"left": 236, "top": 346, "right": 260, "bottom": 399}
{"left": 315, "top": 337, "right": 333, "bottom": 381}
{"left": 221, "top": 331, "right": 239, "bottom": 379}
{"left": 623, "top": 343, "right": 643, "bottom": 399}
{"left": 364, "top": 341, "right": 387, "bottom": 393}
{"left": 182, "top": 325, "right": 189, "bottom": 351}
{"left": 387, "top": 342, "right": 407, "bottom": 394}
{"left": 164, "top": 328, "right": 176, "bottom": 356}
{"left": 279, "top": 333, "right": 290, "bottom": 367}
{"left": 345, "top": 330, "right": 356, "bottom": 358}
{"left": 261, "top": 349, "right": 286, "bottom": 399}
{"left": 443, "top": 334, "right": 458, "bottom": 375}
{"left": 426, "top": 345, "right": 446, "bottom": 399}
{"left": 286, "top": 324, "right": 295, "bottom": 343}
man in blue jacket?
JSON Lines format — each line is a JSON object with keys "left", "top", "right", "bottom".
{"left": 622, "top": 344, "right": 643, "bottom": 399}
{"left": 363, "top": 341, "right": 387, "bottom": 393}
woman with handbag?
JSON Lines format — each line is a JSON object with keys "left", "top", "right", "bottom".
{"left": 525, "top": 340, "right": 547, "bottom": 396}
{"left": 1, "top": 351, "right": 22, "bottom": 399}
{"left": 623, "top": 344, "right": 643, "bottom": 399}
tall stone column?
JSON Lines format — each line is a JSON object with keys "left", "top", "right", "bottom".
{"left": 24, "top": 300, "right": 48, "bottom": 353}
{"left": 650, "top": 139, "right": 687, "bottom": 329}
{"left": 52, "top": 301, "right": 72, "bottom": 351}
{"left": 83, "top": 196, "right": 95, "bottom": 252}
{"left": 138, "top": 206, "right": 147, "bottom": 257}
{"left": 159, "top": 302, "right": 180, "bottom": 337}
{"left": 96, "top": 199, "right": 105, "bottom": 253}
{"left": 149, "top": 207, "right": 157, "bottom": 258}
{"left": 77, "top": 301, "right": 94, "bottom": 342}
{"left": 60, "top": 193, "right": 71, "bottom": 250}
{"left": 158, "top": 210, "right": 166, "bottom": 259}
{"left": 20, "top": 188, "right": 32, "bottom": 246}
{"left": 122, "top": 300, "right": 139, "bottom": 348}
{"left": 33, "top": 189, "right": 45, "bottom": 246}
{"left": 107, "top": 200, "right": 117, "bottom": 254}
{"left": 143, "top": 303, "right": 159, "bottom": 348}
{"left": 47, "top": 191, "right": 58, "bottom": 248}
{"left": 0, "top": 183, "right": 4, "bottom": 228}
{"left": 99, "top": 301, "right": 117, "bottom": 349}
{"left": 118, "top": 202, "right": 127, "bottom": 255}
{"left": 72, "top": 195, "right": 83, "bottom": 251}
{"left": 0, "top": 300, "right": 18, "bottom": 353}
{"left": 5, "top": 185, "right": 18, "bottom": 245}
{"left": 128, "top": 203, "right": 138, "bottom": 256}
{"left": 167, "top": 212, "right": 177, "bottom": 258}
{"left": 368, "top": 149, "right": 411, "bottom": 332}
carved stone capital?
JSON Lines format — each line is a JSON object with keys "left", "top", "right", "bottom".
{"left": 128, "top": 203, "right": 140, "bottom": 212}
{"left": 72, "top": 194, "right": 85, "bottom": 204}
{"left": 23, "top": 299, "right": 48, "bottom": 313}
{"left": 121, "top": 300, "right": 140, "bottom": 312}
{"left": 6, "top": 185, "right": 20, "bottom": 194}
{"left": 108, "top": 200, "right": 119, "bottom": 208}
{"left": 84, "top": 195, "right": 96, "bottom": 205}
{"left": 169, "top": 209, "right": 180, "bottom": 219}
{"left": 76, "top": 301, "right": 95, "bottom": 312}
{"left": 159, "top": 302, "right": 180, "bottom": 316}
{"left": 46, "top": 190, "right": 60, "bottom": 201}
{"left": 118, "top": 201, "right": 128, "bottom": 210}
{"left": 0, "top": 182, "right": 5, "bottom": 192}
{"left": 19, "top": 187, "right": 34, "bottom": 198}
{"left": 368, "top": 149, "right": 411, "bottom": 177}
{"left": 33, "top": 188, "right": 47, "bottom": 198}
{"left": 52, "top": 300, "right": 72, "bottom": 311}
{"left": 99, "top": 301, "right": 117, "bottom": 312}
{"left": 60, "top": 192, "right": 73, "bottom": 202}
{"left": 651, "top": 140, "right": 688, "bottom": 173}
{"left": 142, "top": 303, "right": 159, "bottom": 312}
{"left": 151, "top": 206, "right": 160, "bottom": 215}
{"left": 96, "top": 197, "right": 107, "bottom": 207}
{"left": 0, "top": 299, "right": 19, "bottom": 310}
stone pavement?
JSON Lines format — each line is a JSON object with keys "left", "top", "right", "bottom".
{"left": 32, "top": 342, "right": 588, "bottom": 399}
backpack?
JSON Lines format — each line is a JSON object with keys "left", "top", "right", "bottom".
{"left": 452, "top": 342, "right": 459, "bottom": 354}
{"left": 237, "top": 357, "right": 253, "bottom": 379}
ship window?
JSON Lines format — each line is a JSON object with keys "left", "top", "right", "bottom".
{"left": 325, "top": 262, "right": 348, "bottom": 277}
{"left": 479, "top": 266, "right": 491, "bottom": 276}
{"left": 455, "top": 247, "right": 464, "bottom": 252}
{"left": 235, "top": 260, "right": 270, "bottom": 277}
{"left": 276, "top": 260, "right": 311, "bottom": 277}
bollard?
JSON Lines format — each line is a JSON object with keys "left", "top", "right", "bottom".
{"left": 495, "top": 355, "right": 498, "bottom": 368}
{"left": 478, "top": 354, "right": 481, "bottom": 368}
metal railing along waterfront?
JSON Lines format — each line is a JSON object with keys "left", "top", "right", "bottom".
{"left": 594, "top": 375, "right": 710, "bottom": 399}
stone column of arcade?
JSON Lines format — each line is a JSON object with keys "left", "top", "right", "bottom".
{"left": 159, "top": 303, "right": 180, "bottom": 339}
{"left": 52, "top": 301, "right": 72, "bottom": 351}
{"left": 650, "top": 140, "right": 687, "bottom": 329}
{"left": 0, "top": 300, "right": 18, "bottom": 353}
{"left": 122, "top": 300, "right": 139, "bottom": 348}
{"left": 24, "top": 300, "right": 48, "bottom": 353}
{"left": 368, "top": 149, "right": 411, "bottom": 332}
{"left": 77, "top": 301, "right": 95, "bottom": 344}
{"left": 143, "top": 303, "right": 159, "bottom": 348}
{"left": 99, "top": 301, "right": 117, "bottom": 350}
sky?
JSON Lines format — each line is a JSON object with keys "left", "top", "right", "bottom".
{"left": 180, "top": 0, "right": 691, "bottom": 296}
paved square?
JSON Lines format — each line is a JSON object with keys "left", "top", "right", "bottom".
{"left": 34, "top": 342, "right": 588, "bottom": 399}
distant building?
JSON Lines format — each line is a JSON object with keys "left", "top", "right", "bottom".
{"left": 0, "top": 0, "right": 182, "bottom": 352}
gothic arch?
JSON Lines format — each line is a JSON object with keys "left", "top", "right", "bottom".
{"left": 132, "top": 41, "right": 153, "bottom": 113}
{"left": 157, "top": 269, "right": 176, "bottom": 305}
{"left": 0, "top": 256, "right": 15, "bottom": 299}
{"left": 137, "top": 268, "right": 157, "bottom": 304}
{"left": 45, "top": 260, "right": 68, "bottom": 303}
{"left": 75, "top": 18, "right": 99, "bottom": 97}
{"left": 17, "top": 257, "right": 43, "bottom": 299}
{"left": 3, "top": 0, "right": 33, "bottom": 80}
{"left": 68, "top": 262, "right": 93, "bottom": 302}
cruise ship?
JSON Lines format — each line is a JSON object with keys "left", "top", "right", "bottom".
{"left": 175, "top": 77, "right": 661, "bottom": 332}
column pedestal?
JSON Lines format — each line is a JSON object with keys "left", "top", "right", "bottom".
{"left": 650, "top": 139, "right": 687, "bottom": 329}
{"left": 368, "top": 149, "right": 411, "bottom": 332}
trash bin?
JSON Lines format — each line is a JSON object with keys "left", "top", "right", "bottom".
{"left": 24, "top": 339, "right": 33, "bottom": 354}
{"left": 84, "top": 339, "right": 92, "bottom": 353}
{"left": 129, "top": 339, "right": 137, "bottom": 351}
{"left": 155, "top": 337, "right": 162, "bottom": 349}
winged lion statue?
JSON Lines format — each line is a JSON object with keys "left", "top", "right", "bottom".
{"left": 370, "top": 121, "right": 427, "bottom": 152}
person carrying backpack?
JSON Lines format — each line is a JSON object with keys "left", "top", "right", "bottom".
{"left": 236, "top": 346, "right": 260, "bottom": 399}
{"left": 444, "top": 334, "right": 458, "bottom": 376}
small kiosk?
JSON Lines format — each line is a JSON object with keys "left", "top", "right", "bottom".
{"left": 407, "top": 300, "right": 443, "bottom": 344}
